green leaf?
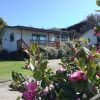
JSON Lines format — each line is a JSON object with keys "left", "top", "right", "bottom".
{"left": 30, "top": 43, "right": 39, "bottom": 55}
{"left": 18, "top": 73, "right": 26, "bottom": 83}
{"left": 33, "top": 70, "right": 42, "bottom": 80}
{"left": 94, "top": 53, "right": 100, "bottom": 58}
{"left": 96, "top": 0, "right": 100, "bottom": 7}
{"left": 83, "top": 47, "right": 91, "bottom": 55}
{"left": 78, "top": 58, "right": 86, "bottom": 71}
{"left": 16, "top": 96, "right": 20, "bottom": 100}
{"left": 12, "top": 71, "right": 19, "bottom": 82}
{"left": 41, "top": 79, "right": 46, "bottom": 88}
{"left": 91, "top": 46, "right": 97, "bottom": 54}
{"left": 40, "top": 60, "right": 48, "bottom": 72}
{"left": 80, "top": 38, "right": 89, "bottom": 45}
{"left": 44, "top": 76, "right": 51, "bottom": 86}
{"left": 86, "top": 63, "right": 97, "bottom": 80}
{"left": 41, "top": 76, "right": 51, "bottom": 88}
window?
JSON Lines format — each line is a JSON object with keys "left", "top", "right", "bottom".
{"left": 61, "top": 33, "right": 69, "bottom": 41}
{"left": 10, "top": 33, "right": 14, "bottom": 42}
{"left": 32, "top": 34, "right": 37, "bottom": 41}
{"left": 39, "top": 35, "right": 46, "bottom": 44}
{"left": 32, "top": 34, "right": 46, "bottom": 44}
{"left": 39, "top": 35, "right": 46, "bottom": 40}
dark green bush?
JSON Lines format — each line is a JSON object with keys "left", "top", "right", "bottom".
{"left": 39, "top": 43, "right": 69, "bottom": 59}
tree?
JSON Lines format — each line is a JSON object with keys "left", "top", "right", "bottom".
{"left": 86, "top": 14, "right": 100, "bottom": 28}
{"left": 0, "top": 17, "right": 7, "bottom": 31}
{"left": 96, "top": 0, "right": 100, "bottom": 6}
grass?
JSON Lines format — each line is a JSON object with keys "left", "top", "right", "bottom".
{"left": 0, "top": 60, "right": 32, "bottom": 80}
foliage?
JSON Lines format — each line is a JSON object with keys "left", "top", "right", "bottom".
{"left": 96, "top": 0, "right": 100, "bottom": 7}
{"left": 10, "top": 41, "right": 100, "bottom": 100}
{"left": 9, "top": 71, "right": 27, "bottom": 92}
{"left": 0, "top": 17, "right": 6, "bottom": 30}
{"left": 86, "top": 14, "right": 100, "bottom": 28}
{"left": 39, "top": 43, "right": 69, "bottom": 59}
{"left": 64, "top": 14, "right": 100, "bottom": 36}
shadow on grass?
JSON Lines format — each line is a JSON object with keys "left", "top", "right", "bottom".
{"left": 0, "top": 58, "right": 25, "bottom": 61}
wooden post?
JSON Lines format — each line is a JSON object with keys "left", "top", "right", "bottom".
{"left": 48, "top": 33, "right": 49, "bottom": 46}
{"left": 20, "top": 30, "right": 23, "bottom": 48}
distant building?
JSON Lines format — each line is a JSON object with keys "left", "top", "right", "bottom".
{"left": 61, "top": 21, "right": 100, "bottom": 46}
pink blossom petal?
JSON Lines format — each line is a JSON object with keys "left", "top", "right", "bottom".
{"left": 22, "top": 91, "right": 36, "bottom": 100}
{"left": 69, "top": 70, "right": 86, "bottom": 82}
{"left": 25, "top": 82, "right": 37, "bottom": 92}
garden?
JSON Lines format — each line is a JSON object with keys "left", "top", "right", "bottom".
{"left": 9, "top": 39, "right": 100, "bottom": 100}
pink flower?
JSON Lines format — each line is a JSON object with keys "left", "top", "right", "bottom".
{"left": 69, "top": 56, "right": 75, "bottom": 61}
{"left": 42, "top": 84, "right": 54, "bottom": 96}
{"left": 69, "top": 70, "right": 86, "bottom": 83}
{"left": 92, "top": 85, "right": 97, "bottom": 93}
{"left": 22, "top": 82, "right": 37, "bottom": 100}
{"left": 25, "top": 82, "right": 37, "bottom": 91}
{"left": 76, "top": 98, "right": 80, "bottom": 100}
{"left": 96, "top": 49, "right": 100, "bottom": 54}
{"left": 22, "top": 91, "right": 36, "bottom": 100}
{"left": 87, "top": 55, "right": 95, "bottom": 60}
{"left": 96, "top": 72, "right": 100, "bottom": 78}
{"left": 42, "top": 86, "right": 49, "bottom": 95}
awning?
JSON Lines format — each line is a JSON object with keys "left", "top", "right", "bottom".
{"left": 96, "top": 32, "right": 100, "bottom": 37}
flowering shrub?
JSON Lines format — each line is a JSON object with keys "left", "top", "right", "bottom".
{"left": 9, "top": 41, "right": 100, "bottom": 100}
{"left": 22, "top": 82, "right": 37, "bottom": 100}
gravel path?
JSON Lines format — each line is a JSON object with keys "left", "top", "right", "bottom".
{"left": 0, "top": 59, "right": 61, "bottom": 100}
{"left": 0, "top": 81, "right": 22, "bottom": 100}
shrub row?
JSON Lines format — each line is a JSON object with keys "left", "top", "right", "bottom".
{"left": 0, "top": 43, "right": 69, "bottom": 60}
{"left": 39, "top": 43, "right": 69, "bottom": 59}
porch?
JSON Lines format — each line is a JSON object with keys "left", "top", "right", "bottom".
{"left": 30, "top": 40, "right": 60, "bottom": 48}
{"left": 17, "top": 39, "right": 60, "bottom": 51}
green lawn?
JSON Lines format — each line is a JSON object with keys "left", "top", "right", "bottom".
{"left": 0, "top": 60, "right": 32, "bottom": 80}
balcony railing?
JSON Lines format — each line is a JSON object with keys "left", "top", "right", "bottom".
{"left": 30, "top": 40, "right": 60, "bottom": 48}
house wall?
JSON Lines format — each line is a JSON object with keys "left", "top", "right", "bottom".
{"left": 2, "top": 28, "right": 57, "bottom": 52}
{"left": 21, "top": 30, "right": 56, "bottom": 45}
{"left": 2, "top": 28, "right": 21, "bottom": 52}
{"left": 80, "top": 29, "right": 97, "bottom": 45}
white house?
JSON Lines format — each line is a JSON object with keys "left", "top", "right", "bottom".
{"left": 1, "top": 26, "right": 60, "bottom": 52}
{"left": 1, "top": 25, "right": 99, "bottom": 52}
{"left": 80, "top": 29, "right": 98, "bottom": 46}
{"left": 61, "top": 28, "right": 100, "bottom": 46}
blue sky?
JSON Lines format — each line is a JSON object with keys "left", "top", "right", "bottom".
{"left": 0, "top": 0, "right": 100, "bottom": 28}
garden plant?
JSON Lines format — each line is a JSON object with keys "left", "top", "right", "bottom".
{"left": 9, "top": 40, "right": 100, "bottom": 100}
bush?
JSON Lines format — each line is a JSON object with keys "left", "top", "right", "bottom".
{"left": 39, "top": 44, "right": 69, "bottom": 59}
{"left": 9, "top": 41, "right": 100, "bottom": 100}
{"left": 39, "top": 46, "right": 58, "bottom": 59}
{"left": 0, "top": 49, "right": 9, "bottom": 59}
